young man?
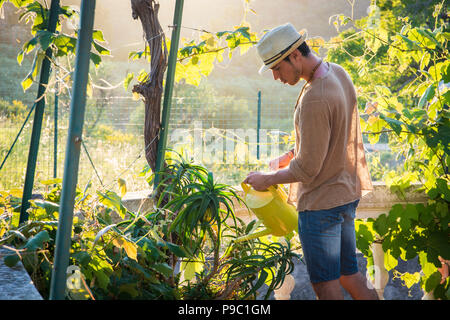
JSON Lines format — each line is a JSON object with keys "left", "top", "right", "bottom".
{"left": 244, "top": 23, "right": 379, "bottom": 300}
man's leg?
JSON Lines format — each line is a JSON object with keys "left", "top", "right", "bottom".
{"left": 311, "top": 279, "right": 344, "bottom": 300}
{"left": 339, "top": 200, "right": 379, "bottom": 300}
{"left": 298, "top": 207, "right": 345, "bottom": 300}
{"left": 340, "top": 272, "right": 379, "bottom": 300}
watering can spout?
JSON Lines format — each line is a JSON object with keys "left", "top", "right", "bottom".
{"left": 238, "top": 182, "right": 298, "bottom": 242}
{"left": 235, "top": 227, "right": 272, "bottom": 243}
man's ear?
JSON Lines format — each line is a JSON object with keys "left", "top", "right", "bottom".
{"left": 290, "top": 48, "right": 302, "bottom": 62}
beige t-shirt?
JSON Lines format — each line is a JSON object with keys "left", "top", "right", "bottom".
{"left": 287, "top": 62, "right": 373, "bottom": 211}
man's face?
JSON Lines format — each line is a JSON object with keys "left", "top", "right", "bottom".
{"left": 270, "top": 56, "right": 302, "bottom": 85}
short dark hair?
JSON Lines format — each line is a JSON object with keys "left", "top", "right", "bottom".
{"left": 284, "top": 41, "right": 310, "bottom": 62}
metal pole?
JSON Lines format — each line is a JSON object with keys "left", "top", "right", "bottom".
{"left": 256, "top": 90, "right": 261, "bottom": 160}
{"left": 153, "top": 0, "right": 184, "bottom": 189}
{"left": 54, "top": 69, "right": 59, "bottom": 179}
{"left": 19, "top": 0, "right": 60, "bottom": 224}
{"left": 49, "top": 0, "right": 96, "bottom": 300}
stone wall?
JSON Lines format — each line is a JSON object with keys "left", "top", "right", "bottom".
{"left": 0, "top": 248, "right": 43, "bottom": 300}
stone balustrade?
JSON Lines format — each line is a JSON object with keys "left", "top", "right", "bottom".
{"left": 0, "top": 248, "right": 43, "bottom": 299}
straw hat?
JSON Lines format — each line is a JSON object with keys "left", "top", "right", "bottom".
{"left": 256, "top": 23, "right": 308, "bottom": 74}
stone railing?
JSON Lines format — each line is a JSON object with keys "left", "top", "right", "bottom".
{"left": 122, "top": 182, "right": 429, "bottom": 300}
{"left": 0, "top": 247, "right": 43, "bottom": 299}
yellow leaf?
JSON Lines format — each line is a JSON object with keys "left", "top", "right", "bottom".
{"left": 175, "top": 62, "right": 187, "bottom": 83}
{"left": 239, "top": 42, "right": 252, "bottom": 56}
{"left": 132, "top": 91, "right": 140, "bottom": 101}
{"left": 198, "top": 53, "right": 215, "bottom": 76}
{"left": 21, "top": 76, "right": 33, "bottom": 92}
{"left": 367, "top": 115, "right": 378, "bottom": 125}
{"left": 181, "top": 252, "right": 204, "bottom": 282}
{"left": 401, "top": 272, "right": 421, "bottom": 289}
{"left": 8, "top": 189, "right": 23, "bottom": 198}
{"left": 86, "top": 80, "right": 93, "bottom": 98}
{"left": 307, "top": 37, "right": 325, "bottom": 55}
{"left": 201, "top": 34, "right": 215, "bottom": 48}
{"left": 0, "top": 226, "right": 6, "bottom": 238}
{"left": 113, "top": 236, "right": 138, "bottom": 261}
{"left": 364, "top": 101, "right": 378, "bottom": 114}
{"left": 117, "top": 178, "right": 127, "bottom": 198}
{"left": 184, "top": 65, "right": 202, "bottom": 86}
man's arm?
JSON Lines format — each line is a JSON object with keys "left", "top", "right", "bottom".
{"left": 245, "top": 101, "right": 331, "bottom": 191}
{"left": 270, "top": 166, "right": 298, "bottom": 184}
{"left": 244, "top": 167, "right": 297, "bottom": 191}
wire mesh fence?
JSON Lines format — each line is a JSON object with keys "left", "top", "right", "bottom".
{"left": 0, "top": 90, "right": 394, "bottom": 194}
{"left": 0, "top": 92, "right": 298, "bottom": 192}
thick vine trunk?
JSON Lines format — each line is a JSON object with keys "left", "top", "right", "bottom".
{"left": 130, "top": 0, "right": 167, "bottom": 173}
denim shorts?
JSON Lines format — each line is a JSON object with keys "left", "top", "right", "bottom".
{"left": 298, "top": 200, "right": 360, "bottom": 284}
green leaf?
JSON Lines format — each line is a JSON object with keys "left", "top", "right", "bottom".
{"left": 166, "top": 242, "right": 188, "bottom": 258}
{"left": 17, "top": 37, "right": 38, "bottom": 65}
{"left": 428, "top": 188, "right": 439, "bottom": 199}
{"left": 53, "top": 34, "right": 77, "bottom": 56}
{"left": 374, "top": 214, "right": 389, "bottom": 236}
{"left": 92, "top": 41, "right": 110, "bottom": 56}
{"left": 418, "top": 83, "right": 436, "bottom": 108}
{"left": 419, "top": 205, "right": 434, "bottom": 226}
{"left": 425, "top": 271, "right": 442, "bottom": 292}
{"left": 37, "top": 30, "right": 54, "bottom": 50}
{"left": 387, "top": 204, "right": 403, "bottom": 226}
{"left": 245, "top": 269, "right": 268, "bottom": 298}
{"left": 90, "top": 52, "right": 101, "bottom": 68}
{"left": 3, "top": 254, "right": 20, "bottom": 268}
{"left": 32, "top": 200, "right": 59, "bottom": 217}
{"left": 379, "top": 113, "right": 403, "bottom": 135}
{"left": 93, "top": 224, "right": 117, "bottom": 244}
{"left": 436, "top": 179, "right": 450, "bottom": 201}
{"left": 97, "top": 190, "right": 127, "bottom": 219}
{"left": 92, "top": 30, "right": 106, "bottom": 42}
{"left": 429, "top": 232, "right": 450, "bottom": 260}
{"left": 216, "top": 30, "right": 231, "bottom": 38}
{"left": 404, "top": 204, "right": 419, "bottom": 221}
{"left": 24, "top": 230, "right": 50, "bottom": 251}
{"left": 436, "top": 201, "right": 448, "bottom": 218}
{"left": 151, "top": 263, "right": 173, "bottom": 278}
{"left": 72, "top": 251, "right": 91, "bottom": 266}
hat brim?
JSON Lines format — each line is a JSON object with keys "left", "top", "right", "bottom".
{"left": 258, "top": 29, "right": 308, "bottom": 75}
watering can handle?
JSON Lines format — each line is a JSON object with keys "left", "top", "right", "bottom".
{"left": 241, "top": 182, "right": 251, "bottom": 194}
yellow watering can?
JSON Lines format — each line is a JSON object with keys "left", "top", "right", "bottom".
{"left": 236, "top": 182, "right": 298, "bottom": 242}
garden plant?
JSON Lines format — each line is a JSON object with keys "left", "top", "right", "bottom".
{"left": 0, "top": 0, "right": 448, "bottom": 300}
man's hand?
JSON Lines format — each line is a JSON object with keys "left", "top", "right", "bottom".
{"left": 269, "top": 151, "right": 293, "bottom": 171}
{"left": 244, "top": 167, "right": 299, "bottom": 192}
{"left": 243, "top": 171, "right": 274, "bottom": 191}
